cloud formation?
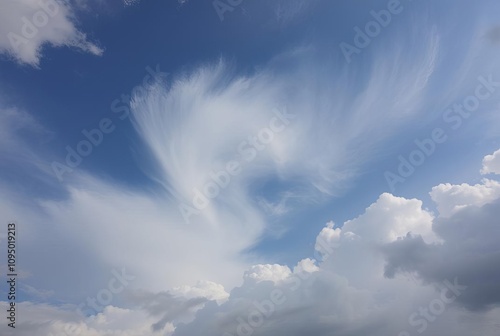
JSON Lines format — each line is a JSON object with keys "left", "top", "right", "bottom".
{"left": 429, "top": 179, "right": 500, "bottom": 217}
{"left": 0, "top": 0, "right": 102, "bottom": 66}
{"left": 1, "top": 7, "right": 500, "bottom": 335}
{"left": 481, "top": 148, "right": 500, "bottom": 175}
{"left": 1, "top": 125, "right": 499, "bottom": 336}
{"left": 171, "top": 166, "right": 500, "bottom": 336}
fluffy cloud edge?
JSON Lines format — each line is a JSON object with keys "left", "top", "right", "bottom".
{"left": 481, "top": 148, "right": 500, "bottom": 175}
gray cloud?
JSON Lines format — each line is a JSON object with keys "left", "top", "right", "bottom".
{"left": 382, "top": 199, "right": 500, "bottom": 311}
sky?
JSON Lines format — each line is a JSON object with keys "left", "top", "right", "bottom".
{"left": 1, "top": 0, "right": 500, "bottom": 335}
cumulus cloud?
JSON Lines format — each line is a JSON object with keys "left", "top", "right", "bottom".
{"left": 1, "top": 144, "right": 500, "bottom": 336}
{"left": 169, "top": 281, "right": 229, "bottom": 304}
{"left": 0, "top": 302, "right": 173, "bottom": 336}
{"left": 429, "top": 179, "right": 500, "bottom": 217}
{"left": 481, "top": 148, "right": 500, "bottom": 175}
{"left": 244, "top": 264, "right": 292, "bottom": 284}
{"left": 315, "top": 220, "right": 341, "bottom": 255}
{"left": 382, "top": 197, "right": 500, "bottom": 310}
{"left": 293, "top": 258, "right": 319, "bottom": 274}
{"left": 170, "top": 176, "right": 500, "bottom": 336}
{"left": 0, "top": 0, "right": 102, "bottom": 66}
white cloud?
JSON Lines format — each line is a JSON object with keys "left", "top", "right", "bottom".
{"left": 170, "top": 175, "right": 500, "bottom": 336}
{"left": 0, "top": 0, "right": 102, "bottom": 66}
{"left": 1, "top": 7, "right": 500, "bottom": 335}
{"left": 315, "top": 220, "right": 341, "bottom": 255}
{"left": 243, "top": 264, "right": 292, "bottom": 284}
{"left": 127, "top": 27, "right": 446, "bottom": 230}
{"left": 2, "top": 154, "right": 500, "bottom": 335}
{"left": 481, "top": 148, "right": 500, "bottom": 175}
{"left": 170, "top": 281, "right": 229, "bottom": 304}
{"left": 0, "top": 302, "right": 173, "bottom": 336}
{"left": 429, "top": 179, "right": 500, "bottom": 217}
{"left": 123, "top": 0, "right": 141, "bottom": 7}
{"left": 293, "top": 258, "right": 319, "bottom": 274}
{"left": 341, "top": 193, "right": 437, "bottom": 244}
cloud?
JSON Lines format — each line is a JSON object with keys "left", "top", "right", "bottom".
{"left": 21, "top": 284, "right": 55, "bottom": 300}
{"left": 1, "top": 6, "right": 500, "bottom": 335}
{"left": 382, "top": 196, "right": 500, "bottom": 310}
{"left": 171, "top": 176, "right": 500, "bottom": 336}
{"left": 126, "top": 290, "right": 212, "bottom": 332}
{"left": 169, "top": 281, "right": 229, "bottom": 304}
{"left": 0, "top": 24, "right": 458, "bottom": 304}
{"left": 0, "top": 172, "right": 500, "bottom": 336}
{"left": 129, "top": 21, "right": 446, "bottom": 213}
{"left": 429, "top": 179, "right": 500, "bottom": 217}
{"left": 123, "top": 0, "right": 140, "bottom": 7}
{"left": 340, "top": 193, "right": 438, "bottom": 244}
{"left": 315, "top": 220, "right": 341, "bottom": 254}
{"left": 2, "top": 140, "right": 500, "bottom": 336}
{"left": 0, "top": 106, "right": 49, "bottom": 149}
{"left": 481, "top": 148, "right": 500, "bottom": 175}
{"left": 244, "top": 264, "right": 292, "bottom": 284}
{"left": 272, "top": 0, "right": 317, "bottom": 27}
{"left": 0, "top": 302, "right": 173, "bottom": 336}
{"left": 0, "top": 0, "right": 102, "bottom": 66}
{"left": 0, "top": 106, "right": 62, "bottom": 194}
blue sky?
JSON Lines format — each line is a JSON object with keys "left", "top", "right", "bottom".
{"left": 1, "top": 0, "right": 500, "bottom": 335}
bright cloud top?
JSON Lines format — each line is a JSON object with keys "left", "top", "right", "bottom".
{"left": 481, "top": 148, "right": 500, "bottom": 175}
